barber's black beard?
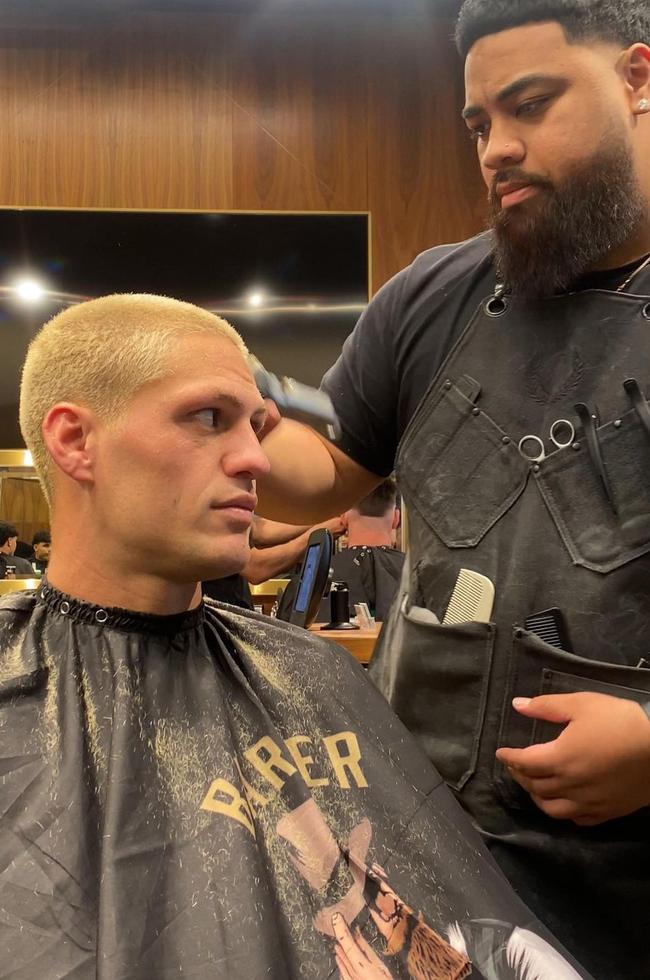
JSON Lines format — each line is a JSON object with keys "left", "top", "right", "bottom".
{"left": 488, "top": 143, "right": 647, "bottom": 298}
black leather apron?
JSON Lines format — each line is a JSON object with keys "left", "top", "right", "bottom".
{"left": 370, "top": 272, "right": 650, "bottom": 980}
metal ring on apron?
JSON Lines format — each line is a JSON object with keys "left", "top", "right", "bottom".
{"left": 642, "top": 302, "right": 650, "bottom": 321}
{"left": 549, "top": 418, "right": 575, "bottom": 449}
{"left": 518, "top": 434, "right": 545, "bottom": 463}
{"left": 485, "top": 295, "right": 508, "bottom": 317}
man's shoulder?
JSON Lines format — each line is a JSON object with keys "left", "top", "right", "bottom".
{"left": 205, "top": 598, "right": 366, "bottom": 674}
{"left": 0, "top": 591, "right": 40, "bottom": 690}
{"left": 0, "top": 589, "right": 37, "bottom": 620}
{"left": 13, "top": 556, "right": 37, "bottom": 574}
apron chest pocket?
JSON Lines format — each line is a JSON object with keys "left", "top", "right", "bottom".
{"left": 536, "top": 406, "right": 650, "bottom": 572}
{"left": 398, "top": 375, "right": 528, "bottom": 548}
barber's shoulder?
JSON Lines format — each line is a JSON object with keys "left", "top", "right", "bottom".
{"left": 368, "top": 231, "right": 494, "bottom": 316}
{"left": 406, "top": 231, "right": 494, "bottom": 288}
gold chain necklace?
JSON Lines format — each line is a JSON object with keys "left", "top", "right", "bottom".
{"left": 616, "top": 252, "right": 650, "bottom": 293}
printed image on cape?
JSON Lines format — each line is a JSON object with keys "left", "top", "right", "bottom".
{"left": 0, "top": 584, "right": 591, "bottom": 979}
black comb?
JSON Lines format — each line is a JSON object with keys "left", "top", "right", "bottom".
{"left": 524, "top": 607, "right": 572, "bottom": 652}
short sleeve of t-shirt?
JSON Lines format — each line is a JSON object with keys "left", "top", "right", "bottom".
{"left": 321, "top": 234, "right": 496, "bottom": 476}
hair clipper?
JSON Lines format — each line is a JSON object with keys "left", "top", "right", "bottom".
{"left": 248, "top": 354, "right": 341, "bottom": 440}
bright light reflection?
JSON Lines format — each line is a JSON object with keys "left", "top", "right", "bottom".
{"left": 247, "top": 291, "right": 265, "bottom": 308}
{"left": 14, "top": 280, "right": 45, "bottom": 303}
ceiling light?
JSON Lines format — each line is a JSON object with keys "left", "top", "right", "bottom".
{"left": 14, "top": 280, "right": 45, "bottom": 303}
{"left": 247, "top": 290, "right": 265, "bottom": 308}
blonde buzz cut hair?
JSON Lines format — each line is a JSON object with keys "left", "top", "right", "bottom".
{"left": 19, "top": 293, "right": 248, "bottom": 504}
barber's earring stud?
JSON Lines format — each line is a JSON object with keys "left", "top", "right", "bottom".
{"left": 638, "top": 98, "right": 650, "bottom": 112}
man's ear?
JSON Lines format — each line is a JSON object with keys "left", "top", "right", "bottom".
{"left": 620, "top": 44, "right": 650, "bottom": 113}
{"left": 42, "top": 402, "right": 98, "bottom": 488}
{"left": 391, "top": 508, "right": 401, "bottom": 530}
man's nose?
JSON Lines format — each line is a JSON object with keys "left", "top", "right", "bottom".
{"left": 480, "top": 125, "right": 525, "bottom": 175}
{"left": 223, "top": 428, "right": 271, "bottom": 480}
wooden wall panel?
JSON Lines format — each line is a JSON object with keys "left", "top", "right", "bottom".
{"left": 0, "top": 476, "right": 49, "bottom": 545}
{"left": 367, "top": 13, "right": 486, "bottom": 286}
{"left": 0, "top": 9, "right": 485, "bottom": 294}
{"left": 228, "top": 14, "right": 368, "bottom": 212}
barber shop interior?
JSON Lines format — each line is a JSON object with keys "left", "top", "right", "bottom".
{"left": 1, "top": 1, "right": 649, "bottom": 978}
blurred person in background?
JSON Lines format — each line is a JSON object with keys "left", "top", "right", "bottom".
{"left": 0, "top": 521, "right": 37, "bottom": 577}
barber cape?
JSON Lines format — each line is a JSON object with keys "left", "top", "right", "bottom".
{"left": 0, "top": 584, "right": 589, "bottom": 980}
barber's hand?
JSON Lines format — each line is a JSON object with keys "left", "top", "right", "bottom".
{"left": 315, "top": 516, "right": 346, "bottom": 539}
{"left": 496, "top": 693, "right": 650, "bottom": 826}
{"left": 258, "top": 398, "right": 282, "bottom": 441}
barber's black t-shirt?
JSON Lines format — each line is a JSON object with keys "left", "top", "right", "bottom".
{"left": 321, "top": 231, "right": 648, "bottom": 477}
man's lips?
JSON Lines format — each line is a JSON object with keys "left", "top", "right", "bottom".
{"left": 496, "top": 182, "right": 540, "bottom": 208}
{"left": 211, "top": 494, "right": 257, "bottom": 519}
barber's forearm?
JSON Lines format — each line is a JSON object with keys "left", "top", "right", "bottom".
{"left": 251, "top": 516, "right": 310, "bottom": 548}
{"left": 257, "top": 419, "right": 380, "bottom": 523}
{"left": 242, "top": 530, "right": 312, "bottom": 585}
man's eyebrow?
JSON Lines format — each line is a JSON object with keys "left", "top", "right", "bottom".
{"left": 462, "top": 74, "right": 565, "bottom": 120}
{"left": 189, "top": 391, "right": 266, "bottom": 417}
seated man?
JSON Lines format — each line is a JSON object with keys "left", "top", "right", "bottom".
{"left": 278, "top": 478, "right": 404, "bottom": 623}
{"left": 0, "top": 521, "right": 37, "bottom": 577}
{"left": 0, "top": 294, "right": 589, "bottom": 979}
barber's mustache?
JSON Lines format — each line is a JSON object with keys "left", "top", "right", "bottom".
{"left": 489, "top": 169, "right": 554, "bottom": 204}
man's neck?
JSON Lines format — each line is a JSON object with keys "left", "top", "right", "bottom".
{"left": 346, "top": 529, "right": 394, "bottom": 548}
{"left": 46, "top": 555, "right": 203, "bottom": 615}
{"left": 588, "top": 227, "right": 650, "bottom": 272}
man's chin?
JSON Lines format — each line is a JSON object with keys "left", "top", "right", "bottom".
{"left": 198, "top": 543, "right": 250, "bottom": 582}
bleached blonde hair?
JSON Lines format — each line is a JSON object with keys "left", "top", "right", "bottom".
{"left": 19, "top": 293, "right": 248, "bottom": 504}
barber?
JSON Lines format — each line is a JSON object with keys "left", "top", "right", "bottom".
{"left": 257, "top": 2, "right": 650, "bottom": 977}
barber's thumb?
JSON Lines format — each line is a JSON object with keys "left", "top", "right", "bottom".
{"left": 512, "top": 694, "right": 574, "bottom": 723}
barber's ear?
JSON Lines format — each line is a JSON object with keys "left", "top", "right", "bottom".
{"left": 620, "top": 44, "right": 650, "bottom": 112}
{"left": 42, "top": 403, "right": 98, "bottom": 487}
{"left": 392, "top": 508, "right": 401, "bottom": 530}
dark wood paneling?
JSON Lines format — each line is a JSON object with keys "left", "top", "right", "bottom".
{"left": 0, "top": 9, "right": 484, "bottom": 293}
{"left": 367, "top": 14, "right": 486, "bottom": 286}
{"left": 0, "top": 477, "right": 49, "bottom": 544}
{"left": 228, "top": 14, "right": 368, "bottom": 212}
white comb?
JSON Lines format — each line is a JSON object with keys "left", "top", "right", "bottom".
{"left": 442, "top": 569, "right": 495, "bottom": 625}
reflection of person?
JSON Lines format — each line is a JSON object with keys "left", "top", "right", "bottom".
{"left": 0, "top": 293, "right": 590, "bottom": 979}
{"left": 31, "top": 529, "right": 51, "bottom": 575}
{"left": 277, "top": 479, "right": 404, "bottom": 622}
{"left": 0, "top": 521, "right": 36, "bottom": 577}
{"left": 255, "top": 3, "right": 650, "bottom": 976}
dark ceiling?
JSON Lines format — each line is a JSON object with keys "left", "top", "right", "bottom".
{"left": 0, "top": 0, "right": 463, "bottom": 22}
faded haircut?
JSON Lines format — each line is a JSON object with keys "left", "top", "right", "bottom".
{"left": 354, "top": 478, "right": 398, "bottom": 519}
{"left": 19, "top": 293, "right": 247, "bottom": 504}
{"left": 0, "top": 522, "right": 19, "bottom": 548}
{"left": 455, "top": 0, "right": 650, "bottom": 59}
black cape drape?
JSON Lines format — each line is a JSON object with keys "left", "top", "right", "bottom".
{"left": 0, "top": 584, "right": 589, "bottom": 980}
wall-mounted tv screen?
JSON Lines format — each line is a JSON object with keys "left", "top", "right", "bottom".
{"left": 0, "top": 208, "right": 369, "bottom": 447}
